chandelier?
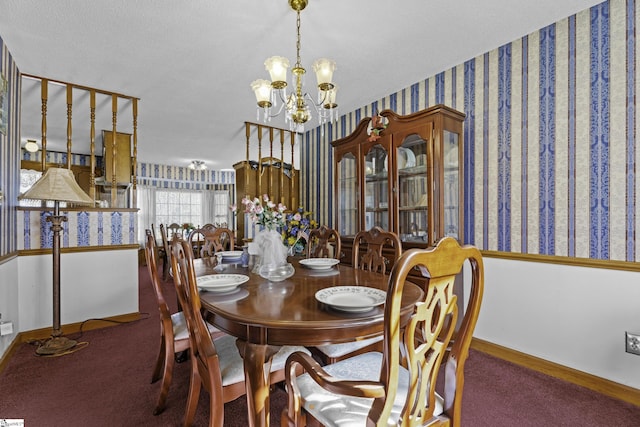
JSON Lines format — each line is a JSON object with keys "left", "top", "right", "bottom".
{"left": 251, "top": 0, "right": 338, "bottom": 132}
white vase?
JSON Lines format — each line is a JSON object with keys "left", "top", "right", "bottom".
{"left": 253, "top": 228, "right": 289, "bottom": 268}
{"left": 252, "top": 229, "right": 294, "bottom": 281}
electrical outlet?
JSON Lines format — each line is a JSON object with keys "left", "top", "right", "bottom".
{"left": 0, "top": 321, "right": 13, "bottom": 336}
{"left": 626, "top": 332, "right": 640, "bottom": 355}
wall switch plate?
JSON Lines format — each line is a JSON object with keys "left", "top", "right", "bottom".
{"left": 626, "top": 331, "right": 640, "bottom": 355}
{"left": 0, "top": 321, "right": 13, "bottom": 336}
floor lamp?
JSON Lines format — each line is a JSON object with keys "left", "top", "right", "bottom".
{"left": 19, "top": 167, "right": 94, "bottom": 356}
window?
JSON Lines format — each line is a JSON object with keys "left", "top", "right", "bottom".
{"left": 19, "top": 169, "right": 43, "bottom": 207}
{"left": 137, "top": 186, "right": 233, "bottom": 245}
{"left": 155, "top": 189, "right": 202, "bottom": 228}
{"left": 18, "top": 169, "right": 62, "bottom": 208}
{"left": 212, "top": 190, "right": 230, "bottom": 226}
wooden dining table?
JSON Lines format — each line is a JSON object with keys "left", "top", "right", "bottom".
{"left": 193, "top": 256, "right": 424, "bottom": 427}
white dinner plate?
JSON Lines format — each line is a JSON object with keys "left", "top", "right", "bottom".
{"left": 315, "top": 286, "right": 386, "bottom": 312}
{"left": 197, "top": 274, "right": 249, "bottom": 293}
{"left": 398, "top": 147, "right": 416, "bottom": 169}
{"left": 299, "top": 258, "right": 340, "bottom": 270}
{"left": 218, "top": 250, "right": 243, "bottom": 261}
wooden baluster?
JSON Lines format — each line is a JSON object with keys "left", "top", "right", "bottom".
{"left": 40, "top": 79, "right": 48, "bottom": 171}
{"left": 257, "top": 124, "right": 263, "bottom": 197}
{"left": 132, "top": 98, "right": 138, "bottom": 208}
{"left": 111, "top": 94, "right": 118, "bottom": 206}
{"left": 290, "top": 130, "right": 296, "bottom": 210}
{"left": 89, "top": 90, "right": 96, "bottom": 200}
{"left": 268, "top": 127, "right": 274, "bottom": 199}
{"left": 245, "top": 122, "right": 251, "bottom": 197}
{"left": 66, "top": 84, "right": 73, "bottom": 169}
{"left": 280, "top": 129, "right": 285, "bottom": 205}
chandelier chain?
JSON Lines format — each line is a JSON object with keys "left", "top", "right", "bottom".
{"left": 296, "top": 10, "right": 302, "bottom": 68}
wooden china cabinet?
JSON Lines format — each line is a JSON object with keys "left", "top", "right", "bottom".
{"left": 331, "top": 104, "right": 465, "bottom": 263}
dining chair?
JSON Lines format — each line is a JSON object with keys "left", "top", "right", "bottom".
{"left": 159, "top": 224, "right": 172, "bottom": 281}
{"left": 352, "top": 226, "right": 402, "bottom": 274}
{"left": 311, "top": 226, "right": 402, "bottom": 364}
{"left": 143, "top": 230, "right": 224, "bottom": 416}
{"left": 305, "top": 225, "right": 342, "bottom": 260}
{"left": 150, "top": 223, "right": 167, "bottom": 268}
{"left": 282, "top": 237, "right": 484, "bottom": 427}
{"left": 201, "top": 227, "right": 235, "bottom": 257}
{"left": 187, "top": 228, "right": 207, "bottom": 259}
{"left": 170, "top": 238, "right": 311, "bottom": 427}
{"left": 201, "top": 223, "right": 216, "bottom": 232}
{"left": 168, "top": 222, "right": 183, "bottom": 239}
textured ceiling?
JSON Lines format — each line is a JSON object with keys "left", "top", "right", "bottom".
{"left": 0, "top": 0, "right": 603, "bottom": 170}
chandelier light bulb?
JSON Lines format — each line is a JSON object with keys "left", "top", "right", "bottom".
{"left": 251, "top": 79, "right": 273, "bottom": 108}
{"left": 323, "top": 85, "right": 338, "bottom": 109}
{"left": 312, "top": 58, "right": 336, "bottom": 91}
{"left": 264, "top": 56, "right": 290, "bottom": 89}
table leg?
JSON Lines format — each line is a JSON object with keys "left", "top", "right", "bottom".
{"left": 236, "top": 340, "right": 280, "bottom": 427}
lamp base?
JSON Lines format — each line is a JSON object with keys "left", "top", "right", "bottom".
{"left": 35, "top": 336, "right": 78, "bottom": 356}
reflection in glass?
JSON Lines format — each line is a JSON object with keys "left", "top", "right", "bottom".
{"left": 397, "top": 135, "right": 428, "bottom": 242}
{"left": 364, "top": 145, "right": 388, "bottom": 231}
{"left": 443, "top": 130, "right": 459, "bottom": 239}
{"left": 336, "top": 153, "right": 357, "bottom": 236}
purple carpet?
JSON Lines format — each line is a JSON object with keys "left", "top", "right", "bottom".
{"left": 0, "top": 266, "right": 638, "bottom": 426}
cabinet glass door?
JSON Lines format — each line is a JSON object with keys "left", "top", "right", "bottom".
{"left": 336, "top": 153, "right": 358, "bottom": 236}
{"left": 397, "top": 134, "right": 428, "bottom": 242}
{"left": 443, "top": 130, "right": 460, "bottom": 239}
{"left": 364, "top": 144, "right": 389, "bottom": 231}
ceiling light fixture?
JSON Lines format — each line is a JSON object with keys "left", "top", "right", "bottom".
{"left": 188, "top": 160, "right": 207, "bottom": 171}
{"left": 24, "top": 139, "right": 39, "bottom": 153}
{"left": 251, "top": 0, "right": 338, "bottom": 132}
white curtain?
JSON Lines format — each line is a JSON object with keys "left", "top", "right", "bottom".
{"left": 139, "top": 187, "right": 230, "bottom": 245}
{"left": 202, "top": 189, "right": 231, "bottom": 228}
{"left": 202, "top": 189, "right": 215, "bottom": 226}
{"left": 137, "top": 185, "right": 156, "bottom": 245}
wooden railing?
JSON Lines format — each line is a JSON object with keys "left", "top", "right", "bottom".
{"left": 23, "top": 74, "right": 140, "bottom": 208}
{"left": 233, "top": 122, "right": 299, "bottom": 241}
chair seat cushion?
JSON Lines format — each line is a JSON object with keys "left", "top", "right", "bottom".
{"left": 171, "top": 311, "right": 219, "bottom": 341}
{"left": 295, "top": 352, "right": 443, "bottom": 427}
{"left": 212, "top": 335, "right": 311, "bottom": 387}
{"left": 314, "top": 336, "right": 383, "bottom": 358}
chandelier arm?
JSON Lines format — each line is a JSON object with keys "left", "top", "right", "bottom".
{"left": 262, "top": 99, "right": 289, "bottom": 119}
{"left": 303, "top": 92, "right": 328, "bottom": 111}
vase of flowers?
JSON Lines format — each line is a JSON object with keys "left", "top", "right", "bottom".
{"left": 241, "top": 195, "right": 290, "bottom": 274}
{"left": 282, "top": 207, "right": 318, "bottom": 255}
